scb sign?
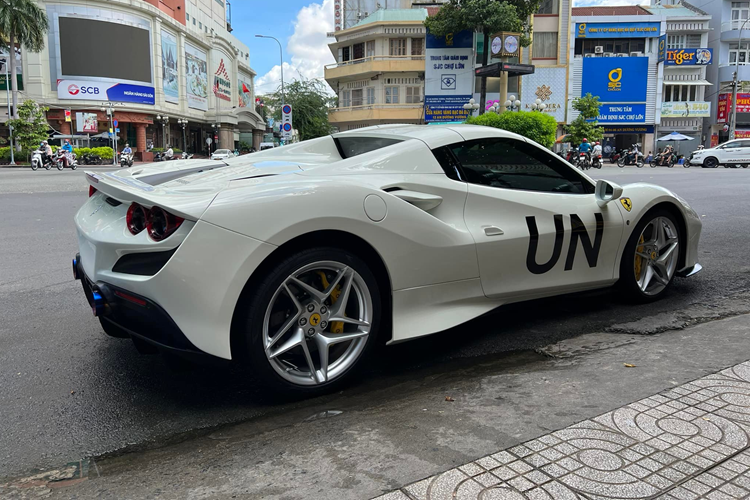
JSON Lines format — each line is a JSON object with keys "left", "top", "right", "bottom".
{"left": 67, "top": 84, "right": 100, "bottom": 96}
{"left": 581, "top": 57, "right": 648, "bottom": 103}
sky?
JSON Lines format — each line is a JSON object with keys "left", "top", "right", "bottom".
{"left": 232, "top": 0, "right": 645, "bottom": 96}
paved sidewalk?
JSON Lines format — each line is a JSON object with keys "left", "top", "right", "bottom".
{"left": 375, "top": 361, "right": 750, "bottom": 500}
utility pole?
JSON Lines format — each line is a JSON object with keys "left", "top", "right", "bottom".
{"left": 4, "top": 52, "right": 14, "bottom": 165}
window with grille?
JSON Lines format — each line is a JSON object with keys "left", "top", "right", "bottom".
{"left": 342, "top": 46, "right": 351, "bottom": 62}
{"left": 664, "top": 85, "right": 697, "bottom": 102}
{"left": 353, "top": 43, "right": 364, "bottom": 60}
{"left": 385, "top": 86, "right": 399, "bottom": 104}
{"left": 411, "top": 38, "right": 423, "bottom": 56}
{"left": 367, "top": 87, "right": 375, "bottom": 104}
{"left": 729, "top": 41, "right": 750, "bottom": 64}
{"left": 352, "top": 89, "right": 363, "bottom": 107}
{"left": 533, "top": 32, "right": 558, "bottom": 58}
{"left": 366, "top": 40, "right": 375, "bottom": 58}
{"left": 341, "top": 90, "right": 351, "bottom": 107}
{"left": 389, "top": 39, "right": 407, "bottom": 56}
{"left": 406, "top": 86, "right": 421, "bottom": 103}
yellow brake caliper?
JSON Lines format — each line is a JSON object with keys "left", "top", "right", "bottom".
{"left": 634, "top": 234, "right": 645, "bottom": 280}
{"left": 317, "top": 272, "right": 344, "bottom": 334}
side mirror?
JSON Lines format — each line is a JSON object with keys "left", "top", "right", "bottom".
{"left": 595, "top": 179, "right": 623, "bottom": 207}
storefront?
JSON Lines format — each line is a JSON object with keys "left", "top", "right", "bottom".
{"left": 600, "top": 125, "right": 654, "bottom": 156}
{"left": 520, "top": 66, "right": 567, "bottom": 150}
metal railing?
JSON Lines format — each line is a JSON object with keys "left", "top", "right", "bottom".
{"left": 325, "top": 54, "right": 426, "bottom": 70}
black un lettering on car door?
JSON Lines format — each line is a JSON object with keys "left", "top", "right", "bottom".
{"left": 525, "top": 213, "right": 604, "bottom": 275}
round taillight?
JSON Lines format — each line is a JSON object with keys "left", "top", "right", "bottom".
{"left": 126, "top": 203, "right": 148, "bottom": 235}
{"left": 147, "top": 206, "right": 183, "bottom": 241}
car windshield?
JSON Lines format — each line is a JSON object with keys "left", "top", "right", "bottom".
{"left": 214, "top": 149, "right": 231, "bottom": 155}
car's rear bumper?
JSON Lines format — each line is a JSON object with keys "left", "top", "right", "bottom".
{"left": 74, "top": 254, "right": 204, "bottom": 355}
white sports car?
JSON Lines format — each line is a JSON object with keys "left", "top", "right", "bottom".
{"left": 73, "top": 125, "right": 702, "bottom": 393}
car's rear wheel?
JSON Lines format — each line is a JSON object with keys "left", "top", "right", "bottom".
{"left": 242, "top": 248, "right": 381, "bottom": 394}
{"left": 618, "top": 210, "right": 682, "bottom": 302}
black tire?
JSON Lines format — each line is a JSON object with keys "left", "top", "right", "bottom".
{"left": 743, "top": 164, "right": 749, "bottom": 168}
{"left": 650, "top": 161, "right": 657, "bottom": 168}
{"left": 241, "top": 247, "right": 382, "bottom": 395}
{"left": 31, "top": 160, "right": 38, "bottom": 171}
{"left": 703, "top": 157, "right": 718, "bottom": 168}
{"left": 71, "top": 164, "right": 77, "bottom": 170}
{"left": 56, "top": 161, "right": 64, "bottom": 170}
{"left": 617, "top": 158, "right": 625, "bottom": 168}
{"left": 617, "top": 209, "right": 683, "bottom": 303}
{"left": 45, "top": 162, "right": 51, "bottom": 170}
{"left": 636, "top": 160, "right": 644, "bottom": 168}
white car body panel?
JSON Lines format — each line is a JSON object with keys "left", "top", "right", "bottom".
{"left": 74, "top": 124, "right": 702, "bottom": 361}
{"left": 688, "top": 139, "right": 750, "bottom": 166}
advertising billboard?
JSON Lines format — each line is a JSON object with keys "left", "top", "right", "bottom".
{"left": 575, "top": 22, "right": 660, "bottom": 39}
{"left": 212, "top": 51, "right": 232, "bottom": 102}
{"left": 186, "top": 43, "right": 208, "bottom": 111}
{"left": 717, "top": 93, "right": 750, "bottom": 122}
{"left": 424, "top": 30, "right": 474, "bottom": 123}
{"left": 75, "top": 112, "right": 98, "bottom": 133}
{"left": 665, "top": 48, "right": 712, "bottom": 66}
{"left": 661, "top": 101, "right": 711, "bottom": 118}
{"left": 658, "top": 35, "right": 666, "bottom": 63}
{"left": 582, "top": 57, "right": 648, "bottom": 103}
{"left": 238, "top": 76, "right": 252, "bottom": 107}
{"left": 161, "top": 29, "right": 179, "bottom": 103}
{"left": 596, "top": 104, "right": 646, "bottom": 123}
{"left": 59, "top": 17, "right": 152, "bottom": 84}
{"left": 520, "top": 66, "right": 566, "bottom": 122}
{"left": 57, "top": 79, "right": 155, "bottom": 105}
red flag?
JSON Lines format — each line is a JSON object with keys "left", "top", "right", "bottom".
{"left": 242, "top": 83, "right": 251, "bottom": 94}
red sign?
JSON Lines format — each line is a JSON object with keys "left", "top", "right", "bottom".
{"left": 717, "top": 93, "right": 750, "bottom": 123}
{"left": 734, "top": 130, "right": 750, "bottom": 139}
{"left": 710, "top": 134, "right": 719, "bottom": 148}
{"left": 214, "top": 135, "right": 218, "bottom": 140}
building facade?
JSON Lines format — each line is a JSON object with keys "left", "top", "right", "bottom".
{"left": 1, "top": 0, "right": 264, "bottom": 159}
{"left": 325, "top": 9, "right": 428, "bottom": 131}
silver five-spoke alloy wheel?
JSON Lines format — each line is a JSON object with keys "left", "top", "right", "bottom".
{"left": 633, "top": 216, "right": 680, "bottom": 296}
{"left": 262, "top": 261, "right": 373, "bottom": 386}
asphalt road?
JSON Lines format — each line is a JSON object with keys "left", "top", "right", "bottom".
{"left": 1, "top": 164, "right": 749, "bottom": 481}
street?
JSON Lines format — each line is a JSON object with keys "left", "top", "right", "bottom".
{"left": 1, "top": 165, "right": 750, "bottom": 499}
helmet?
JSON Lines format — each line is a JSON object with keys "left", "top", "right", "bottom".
{"left": 582, "top": 138, "right": 588, "bottom": 142}
{"left": 595, "top": 141, "right": 599, "bottom": 145}
{"left": 125, "top": 143, "right": 129, "bottom": 147}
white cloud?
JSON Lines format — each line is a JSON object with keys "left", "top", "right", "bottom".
{"left": 255, "top": 0, "right": 336, "bottom": 94}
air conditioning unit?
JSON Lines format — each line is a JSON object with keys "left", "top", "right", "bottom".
{"left": 584, "top": 53, "right": 594, "bottom": 58}
{"left": 616, "top": 53, "right": 628, "bottom": 57}
{"left": 604, "top": 52, "right": 615, "bottom": 57}
{"left": 595, "top": 46, "right": 604, "bottom": 54}
{"left": 630, "top": 51, "right": 644, "bottom": 57}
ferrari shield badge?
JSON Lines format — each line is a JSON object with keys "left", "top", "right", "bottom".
{"left": 620, "top": 197, "right": 633, "bottom": 212}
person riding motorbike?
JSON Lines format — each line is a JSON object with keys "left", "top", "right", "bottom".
{"left": 591, "top": 141, "right": 603, "bottom": 168}
{"left": 577, "top": 138, "right": 592, "bottom": 167}
{"left": 41, "top": 141, "right": 53, "bottom": 165}
{"left": 121, "top": 143, "right": 132, "bottom": 155}
{"left": 165, "top": 145, "right": 174, "bottom": 160}
{"left": 60, "top": 140, "right": 73, "bottom": 168}
{"left": 626, "top": 143, "right": 640, "bottom": 163}
{"left": 662, "top": 145, "right": 675, "bottom": 165}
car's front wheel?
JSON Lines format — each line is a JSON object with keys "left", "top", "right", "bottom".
{"left": 618, "top": 210, "right": 682, "bottom": 302}
{"left": 703, "top": 157, "right": 718, "bottom": 168}
{"left": 242, "top": 248, "right": 381, "bottom": 394}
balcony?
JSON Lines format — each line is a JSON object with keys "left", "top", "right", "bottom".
{"left": 325, "top": 55, "right": 426, "bottom": 81}
{"left": 719, "top": 62, "right": 750, "bottom": 83}
{"left": 721, "top": 21, "right": 750, "bottom": 41}
{"left": 328, "top": 103, "right": 424, "bottom": 124}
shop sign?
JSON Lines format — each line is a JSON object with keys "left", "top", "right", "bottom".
{"left": 602, "top": 125, "right": 654, "bottom": 134}
{"left": 710, "top": 134, "right": 719, "bottom": 147}
{"left": 520, "top": 66, "right": 567, "bottom": 122}
{"left": 658, "top": 35, "right": 666, "bottom": 63}
{"left": 717, "top": 93, "right": 750, "bottom": 122}
{"left": 424, "top": 29, "right": 473, "bottom": 123}
{"left": 661, "top": 101, "right": 711, "bottom": 118}
{"left": 213, "top": 58, "right": 232, "bottom": 102}
{"left": 665, "top": 48, "right": 712, "bottom": 66}
{"left": 334, "top": 0, "right": 342, "bottom": 31}
{"left": 57, "top": 79, "right": 155, "bottom": 105}
{"left": 575, "top": 22, "right": 660, "bottom": 39}
{"left": 595, "top": 103, "right": 646, "bottom": 123}
{"left": 582, "top": 57, "right": 648, "bottom": 103}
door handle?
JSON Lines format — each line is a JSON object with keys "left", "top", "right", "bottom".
{"left": 483, "top": 225, "right": 504, "bottom": 236}
{"left": 390, "top": 190, "right": 442, "bottom": 211}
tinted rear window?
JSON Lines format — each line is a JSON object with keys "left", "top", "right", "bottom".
{"left": 335, "top": 136, "right": 403, "bottom": 159}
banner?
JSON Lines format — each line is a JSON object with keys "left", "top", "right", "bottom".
{"left": 658, "top": 35, "right": 666, "bottom": 63}
{"left": 717, "top": 93, "right": 750, "bottom": 122}
{"left": 520, "top": 67, "right": 566, "bottom": 122}
{"left": 238, "top": 76, "right": 252, "bottom": 107}
{"left": 424, "top": 30, "right": 473, "bottom": 123}
{"left": 185, "top": 43, "right": 208, "bottom": 111}
{"left": 161, "top": 30, "right": 179, "bottom": 103}
{"left": 576, "top": 22, "right": 660, "bottom": 39}
{"left": 595, "top": 103, "right": 646, "bottom": 123}
{"left": 661, "top": 101, "right": 711, "bottom": 118}
{"left": 582, "top": 57, "right": 648, "bottom": 103}
{"left": 75, "top": 112, "right": 98, "bottom": 133}
{"left": 212, "top": 53, "right": 232, "bottom": 102}
{"left": 665, "top": 48, "right": 713, "bottom": 66}
{"left": 603, "top": 125, "right": 654, "bottom": 134}
{"left": 57, "top": 79, "right": 155, "bottom": 105}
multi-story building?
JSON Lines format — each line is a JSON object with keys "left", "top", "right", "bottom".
{"left": 325, "top": 9, "right": 428, "bottom": 131}
{"left": 644, "top": 3, "right": 712, "bottom": 147}
{"left": 688, "top": 0, "right": 750, "bottom": 144}
{"left": 1, "top": 0, "right": 265, "bottom": 159}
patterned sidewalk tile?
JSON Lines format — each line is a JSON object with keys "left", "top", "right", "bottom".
{"left": 372, "top": 360, "right": 750, "bottom": 500}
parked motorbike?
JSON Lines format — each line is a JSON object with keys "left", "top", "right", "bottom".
{"left": 81, "top": 153, "right": 102, "bottom": 165}
{"left": 119, "top": 152, "right": 134, "bottom": 168}
{"left": 609, "top": 149, "right": 626, "bottom": 164}
{"left": 31, "top": 149, "right": 54, "bottom": 171}
{"left": 617, "top": 145, "right": 645, "bottom": 168}
{"left": 564, "top": 147, "right": 580, "bottom": 167}
{"left": 181, "top": 151, "right": 194, "bottom": 160}
{"left": 650, "top": 151, "right": 676, "bottom": 168}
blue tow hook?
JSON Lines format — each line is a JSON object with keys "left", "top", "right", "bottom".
{"left": 91, "top": 289, "right": 107, "bottom": 317}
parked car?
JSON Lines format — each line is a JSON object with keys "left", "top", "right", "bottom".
{"left": 687, "top": 139, "right": 750, "bottom": 168}
{"left": 211, "top": 149, "right": 235, "bottom": 160}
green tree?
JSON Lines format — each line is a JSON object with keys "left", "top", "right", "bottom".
{"left": 565, "top": 93, "right": 604, "bottom": 146}
{"left": 425, "top": 0, "right": 536, "bottom": 114}
{"left": 0, "top": 0, "right": 49, "bottom": 120}
{"left": 264, "top": 79, "right": 335, "bottom": 141}
{"left": 466, "top": 109, "right": 557, "bottom": 148}
{"left": 6, "top": 99, "right": 49, "bottom": 159}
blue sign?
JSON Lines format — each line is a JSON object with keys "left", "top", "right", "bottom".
{"left": 425, "top": 29, "right": 474, "bottom": 123}
{"left": 658, "top": 35, "right": 666, "bottom": 63}
{"left": 603, "top": 125, "right": 655, "bottom": 134}
{"left": 425, "top": 96, "right": 471, "bottom": 122}
{"left": 595, "top": 104, "right": 646, "bottom": 123}
{"left": 582, "top": 57, "right": 648, "bottom": 103}
{"left": 106, "top": 83, "right": 155, "bottom": 105}
{"left": 115, "top": 128, "right": 120, "bottom": 133}
{"left": 665, "top": 48, "right": 713, "bottom": 66}
{"left": 575, "top": 22, "right": 660, "bottom": 39}
{"left": 426, "top": 30, "right": 473, "bottom": 49}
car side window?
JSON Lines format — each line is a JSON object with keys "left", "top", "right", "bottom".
{"left": 449, "top": 138, "right": 594, "bottom": 194}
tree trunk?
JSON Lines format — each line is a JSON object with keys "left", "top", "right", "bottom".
{"left": 9, "top": 33, "right": 18, "bottom": 120}
{"left": 479, "top": 32, "right": 489, "bottom": 115}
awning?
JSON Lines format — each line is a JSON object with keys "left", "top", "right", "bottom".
{"left": 663, "top": 80, "right": 713, "bottom": 86}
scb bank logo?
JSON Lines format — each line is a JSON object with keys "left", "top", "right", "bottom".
{"left": 67, "top": 84, "right": 100, "bottom": 96}
{"left": 608, "top": 68, "right": 622, "bottom": 92}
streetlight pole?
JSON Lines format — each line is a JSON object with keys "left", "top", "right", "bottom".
{"left": 729, "top": 18, "right": 750, "bottom": 141}
{"left": 156, "top": 115, "right": 169, "bottom": 149}
{"left": 178, "top": 118, "right": 187, "bottom": 153}
{"left": 462, "top": 98, "right": 480, "bottom": 117}
{"left": 255, "top": 35, "right": 285, "bottom": 105}
{"left": 3, "top": 53, "right": 14, "bottom": 165}
{"left": 505, "top": 95, "right": 521, "bottom": 112}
